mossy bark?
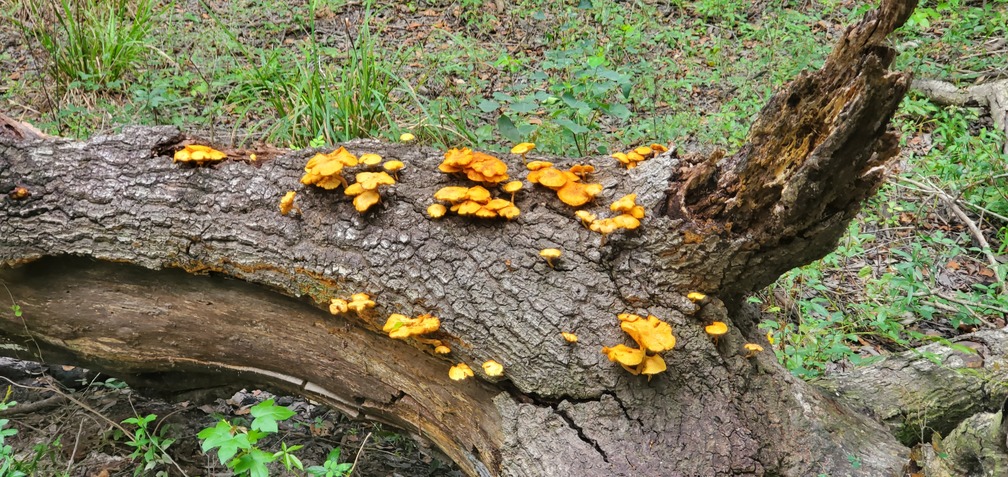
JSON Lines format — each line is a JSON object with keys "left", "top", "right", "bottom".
{"left": 1, "top": 1, "right": 924, "bottom": 475}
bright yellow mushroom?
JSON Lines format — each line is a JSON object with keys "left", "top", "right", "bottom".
{"left": 619, "top": 314, "right": 676, "bottom": 354}
{"left": 399, "top": 133, "right": 416, "bottom": 142}
{"left": 383, "top": 313, "right": 441, "bottom": 339}
{"left": 744, "top": 343, "right": 764, "bottom": 358}
{"left": 449, "top": 363, "right": 474, "bottom": 381}
{"left": 561, "top": 332, "right": 579, "bottom": 343}
{"left": 359, "top": 153, "right": 383, "bottom": 166}
{"left": 279, "top": 191, "right": 299, "bottom": 216}
{"left": 687, "top": 292, "right": 707, "bottom": 302}
{"left": 705, "top": 321, "right": 728, "bottom": 344}
{"left": 601, "top": 344, "right": 645, "bottom": 368}
{"left": 427, "top": 203, "right": 447, "bottom": 219}
{"left": 539, "top": 248, "right": 562, "bottom": 268}
{"left": 482, "top": 360, "right": 504, "bottom": 377}
{"left": 510, "top": 142, "right": 535, "bottom": 164}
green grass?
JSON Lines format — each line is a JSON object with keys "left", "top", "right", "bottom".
{"left": 14, "top": 0, "right": 161, "bottom": 91}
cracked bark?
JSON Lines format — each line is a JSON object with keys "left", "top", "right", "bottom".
{"left": 1, "top": 0, "right": 925, "bottom": 475}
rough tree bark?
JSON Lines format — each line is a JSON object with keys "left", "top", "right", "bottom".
{"left": 1, "top": 0, "right": 927, "bottom": 475}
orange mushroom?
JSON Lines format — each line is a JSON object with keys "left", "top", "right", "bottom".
{"left": 449, "top": 363, "right": 474, "bottom": 381}
{"left": 383, "top": 313, "right": 441, "bottom": 339}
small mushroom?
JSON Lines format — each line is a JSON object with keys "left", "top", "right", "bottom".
{"left": 399, "top": 133, "right": 416, "bottom": 142}
{"left": 383, "top": 160, "right": 405, "bottom": 179}
{"left": 556, "top": 181, "right": 603, "bottom": 207}
{"left": 482, "top": 360, "right": 504, "bottom": 377}
{"left": 279, "top": 191, "right": 300, "bottom": 216}
{"left": 687, "top": 292, "right": 707, "bottom": 302}
{"left": 449, "top": 363, "right": 474, "bottom": 381}
{"left": 9, "top": 186, "right": 29, "bottom": 200}
{"left": 569, "top": 164, "right": 595, "bottom": 180}
{"left": 353, "top": 190, "right": 381, "bottom": 213}
{"left": 539, "top": 248, "right": 562, "bottom": 268}
{"left": 743, "top": 343, "right": 764, "bottom": 358}
{"left": 575, "top": 210, "right": 596, "bottom": 228}
{"left": 360, "top": 153, "right": 383, "bottom": 166}
{"left": 434, "top": 345, "right": 452, "bottom": 355}
{"left": 561, "top": 332, "right": 579, "bottom": 343}
{"left": 501, "top": 181, "right": 523, "bottom": 203}
{"left": 347, "top": 293, "right": 375, "bottom": 313}
{"left": 510, "top": 142, "right": 535, "bottom": 164}
{"left": 639, "top": 354, "right": 667, "bottom": 380}
{"left": 705, "top": 321, "right": 728, "bottom": 344}
{"left": 427, "top": 203, "right": 447, "bottom": 219}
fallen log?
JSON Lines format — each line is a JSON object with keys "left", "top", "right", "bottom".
{"left": 2, "top": 0, "right": 926, "bottom": 475}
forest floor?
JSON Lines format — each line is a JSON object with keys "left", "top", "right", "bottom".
{"left": 1, "top": 0, "right": 1006, "bottom": 475}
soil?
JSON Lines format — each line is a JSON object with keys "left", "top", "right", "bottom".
{"left": 1, "top": 358, "right": 461, "bottom": 477}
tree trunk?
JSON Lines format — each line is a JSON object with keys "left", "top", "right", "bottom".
{"left": 1, "top": 1, "right": 920, "bottom": 475}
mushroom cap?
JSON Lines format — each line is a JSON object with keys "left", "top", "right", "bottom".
{"left": 601, "top": 344, "right": 645, "bottom": 367}
{"left": 498, "top": 205, "right": 520, "bottom": 220}
{"left": 356, "top": 171, "right": 396, "bottom": 190}
{"left": 502, "top": 180, "right": 523, "bottom": 193}
{"left": 344, "top": 182, "right": 365, "bottom": 196}
{"left": 744, "top": 343, "right": 764, "bottom": 353}
{"left": 629, "top": 205, "right": 646, "bottom": 219}
{"left": 526, "top": 160, "right": 554, "bottom": 171}
{"left": 353, "top": 190, "right": 382, "bottom": 213}
{"left": 705, "top": 321, "right": 729, "bottom": 336}
{"left": 561, "top": 332, "right": 579, "bottom": 343}
{"left": 611, "top": 152, "right": 630, "bottom": 164}
{"left": 314, "top": 174, "right": 347, "bottom": 190}
{"left": 473, "top": 206, "right": 497, "bottom": 218}
{"left": 279, "top": 191, "right": 296, "bottom": 215}
{"left": 315, "top": 158, "right": 346, "bottom": 176}
{"left": 434, "top": 186, "right": 469, "bottom": 203}
{"left": 639, "top": 354, "right": 667, "bottom": 376}
{"left": 538, "top": 168, "right": 569, "bottom": 189}
{"left": 620, "top": 314, "right": 676, "bottom": 353}
{"left": 456, "top": 200, "right": 482, "bottom": 216}
{"left": 569, "top": 164, "right": 595, "bottom": 176}
{"left": 611, "top": 194, "right": 638, "bottom": 213}
{"left": 383, "top": 160, "right": 405, "bottom": 172}
{"left": 539, "top": 248, "right": 562, "bottom": 260}
{"left": 485, "top": 198, "right": 513, "bottom": 211}
{"left": 575, "top": 210, "right": 596, "bottom": 224}
{"left": 510, "top": 142, "right": 536, "bottom": 155}
{"left": 347, "top": 293, "right": 375, "bottom": 312}
{"left": 465, "top": 186, "right": 492, "bottom": 203}
{"left": 468, "top": 152, "right": 509, "bottom": 183}
{"left": 687, "top": 292, "right": 707, "bottom": 302}
{"left": 633, "top": 145, "right": 654, "bottom": 157}
{"left": 626, "top": 151, "right": 645, "bottom": 162}
{"left": 449, "top": 363, "right": 474, "bottom": 381}
{"left": 434, "top": 345, "right": 451, "bottom": 354}
{"left": 612, "top": 214, "right": 641, "bottom": 230}
{"left": 482, "top": 360, "right": 504, "bottom": 377}
{"left": 650, "top": 143, "right": 669, "bottom": 153}
{"left": 427, "top": 203, "right": 447, "bottom": 218}
{"left": 557, "top": 181, "right": 602, "bottom": 207}
{"left": 399, "top": 133, "right": 416, "bottom": 142}
{"left": 360, "top": 153, "right": 383, "bottom": 166}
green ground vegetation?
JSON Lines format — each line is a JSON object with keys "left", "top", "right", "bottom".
{"left": 1, "top": 0, "right": 1005, "bottom": 377}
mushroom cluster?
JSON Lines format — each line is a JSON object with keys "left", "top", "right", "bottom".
{"left": 576, "top": 193, "right": 645, "bottom": 242}
{"left": 301, "top": 146, "right": 359, "bottom": 190}
{"left": 601, "top": 313, "right": 676, "bottom": 379}
{"left": 611, "top": 143, "right": 669, "bottom": 169}
{"left": 526, "top": 161, "right": 603, "bottom": 207}
{"left": 174, "top": 144, "right": 227, "bottom": 164}
{"left": 301, "top": 147, "right": 403, "bottom": 213}
{"left": 345, "top": 171, "right": 396, "bottom": 213}
{"left": 329, "top": 293, "right": 376, "bottom": 315}
{"left": 439, "top": 147, "right": 510, "bottom": 184}
{"left": 382, "top": 313, "right": 440, "bottom": 339}
{"left": 430, "top": 185, "right": 520, "bottom": 220}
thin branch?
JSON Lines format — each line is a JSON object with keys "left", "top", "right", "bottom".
{"left": 349, "top": 431, "right": 373, "bottom": 475}
{"left": 899, "top": 177, "right": 1007, "bottom": 296}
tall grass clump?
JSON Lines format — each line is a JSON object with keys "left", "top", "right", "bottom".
{"left": 226, "top": 4, "right": 400, "bottom": 148}
{"left": 15, "top": 0, "right": 160, "bottom": 90}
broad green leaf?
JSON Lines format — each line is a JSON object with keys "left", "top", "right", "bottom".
{"left": 250, "top": 399, "right": 296, "bottom": 433}
{"left": 497, "top": 115, "right": 521, "bottom": 143}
